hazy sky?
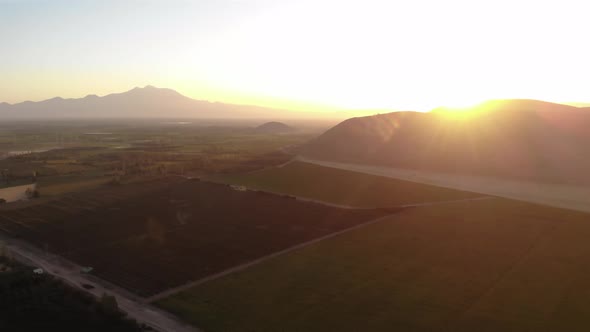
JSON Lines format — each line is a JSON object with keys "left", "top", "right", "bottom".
{"left": 1, "top": 0, "right": 589, "bottom": 111}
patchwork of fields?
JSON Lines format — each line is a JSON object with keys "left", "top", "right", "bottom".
{"left": 158, "top": 196, "right": 590, "bottom": 332}
{"left": 0, "top": 177, "right": 391, "bottom": 296}
{"left": 3, "top": 159, "right": 590, "bottom": 332}
{"left": 151, "top": 162, "right": 590, "bottom": 332}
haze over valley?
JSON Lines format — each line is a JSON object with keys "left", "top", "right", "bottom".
{"left": 0, "top": 85, "right": 354, "bottom": 120}
{"left": 4, "top": 1, "right": 590, "bottom": 332}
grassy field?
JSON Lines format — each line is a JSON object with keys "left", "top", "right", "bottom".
{"left": 37, "top": 174, "right": 111, "bottom": 196}
{"left": 157, "top": 197, "right": 590, "bottom": 332}
{"left": 212, "top": 161, "right": 480, "bottom": 207}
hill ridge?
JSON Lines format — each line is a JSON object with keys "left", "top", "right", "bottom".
{"left": 303, "top": 99, "right": 590, "bottom": 184}
{"left": 0, "top": 86, "right": 290, "bottom": 119}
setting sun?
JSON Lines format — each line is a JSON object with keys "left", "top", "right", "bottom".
{"left": 2, "top": 0, "right": 590, "bottom": 112}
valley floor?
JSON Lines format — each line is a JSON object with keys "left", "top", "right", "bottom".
{"left": 160, "top": 160, "right": 590, "bottom": 332}
{"left": 6, "top": 154, "right": 590, "bottom": 332}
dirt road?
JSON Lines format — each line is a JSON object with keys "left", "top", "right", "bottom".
{"left": 299, "top": 157, "right": 590, "bottom": 212}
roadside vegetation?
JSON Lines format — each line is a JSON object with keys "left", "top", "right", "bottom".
{"left": 0, "top": 255, "right": 149, "bottom": 331}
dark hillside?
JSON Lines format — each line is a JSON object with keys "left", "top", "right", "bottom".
{"left": 255, "top": 121, "right": 295, "bottom": 134}
{"left": 303, "top": 100, "right": 590, "bottom": 183}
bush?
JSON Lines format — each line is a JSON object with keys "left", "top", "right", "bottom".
{"left": 25, "top": 188, "right": 40, "bottom": 199}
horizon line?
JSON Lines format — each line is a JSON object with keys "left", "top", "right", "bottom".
{"left": 2, "top": 85, "right": 590, "bottom": 113}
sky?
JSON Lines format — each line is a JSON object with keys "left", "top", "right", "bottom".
{"left": 1, "top": 0, "right": 589, "bottom": 112}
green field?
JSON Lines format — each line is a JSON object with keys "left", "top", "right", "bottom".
{"left": 37, "top": 175, "right": 111, "bottom": 196}
{"left": 158, "top": 197, "right": 590, "bottom": 332}
{"left": 212, "top": 161, "right": 480, "bottom": 207}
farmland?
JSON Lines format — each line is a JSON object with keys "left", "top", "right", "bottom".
{"left": 4, "top": 120, "right": 588, "bottom": 332}
{"left": 0, "top": 178, "right": 392, "bottom": 296}
{"left": 0, "top": 120, "right": 320, "bottom": 199}
{"left": 212, "top": 161, "right": 480, "bottom": 207}
{"left": 157, "top": 197, "right": 590, "bottom": 332}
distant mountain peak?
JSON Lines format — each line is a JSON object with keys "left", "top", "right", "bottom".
{"left": 130, "top": 85, "right": 158, "bottom": 91}
{"left": 125, "top": 85, "right": 179, "bottom": 97}
{"left": 255, "top": 121, "right": 295, "bottom": 133}
{"left": 0, "top": 86, "right": 297, "bottom": 119}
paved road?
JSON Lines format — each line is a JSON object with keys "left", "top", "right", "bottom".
{"left": 1, "top": 235, "right": 200, "bottom": 332}
{"left": 299, "top": 157, "right": 590, "bottom": 213}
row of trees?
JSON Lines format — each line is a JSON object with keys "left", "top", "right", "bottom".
{"left": 0, "top": 169, "right": 38, "bottom": 186}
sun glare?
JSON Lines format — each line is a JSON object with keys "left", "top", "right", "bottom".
{"left": 2, "top": 0, "right": 590, "bottom": 112}
{"left": 442, "top": 99, "right": 483, "bottom": 110}
{"left": 435, "top": 98, "right": 485, "bottom": 114}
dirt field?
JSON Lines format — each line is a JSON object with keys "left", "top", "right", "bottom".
{"left": 299, "top": 157, "right": 590, "bottom": 212}
{"left": 0, "top": 178, "right": 391, "bottom": 296}
{"left": 157, "top": 197, "right": 590, "bottom": 332}
{"left": 0, "top": 183, "right": 36, "bottom": 202}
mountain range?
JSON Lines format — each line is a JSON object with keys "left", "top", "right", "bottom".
{"left": 303, "top": 99, "right": 590, "bottom": 184}
{"left": 5, "top": 87, "right": 590, "bottom": 183}
{"left": 0, "top": 86, "right": 341, "bottom": 120}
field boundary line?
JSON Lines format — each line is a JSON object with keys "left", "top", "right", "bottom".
{"left": 399, "top": 196, "right": 492, "bottom": 208}
{"left": 148, "top": 195, "right": 493, "bottom": 303}
{"left": 449, "top": 220, "right": 560, "bottom": 328}
{"left": 146, "top": 213, "right": 402, "bottom": 302}
{"left": 204, "top": 177, "right": 491, "bottom": 210}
